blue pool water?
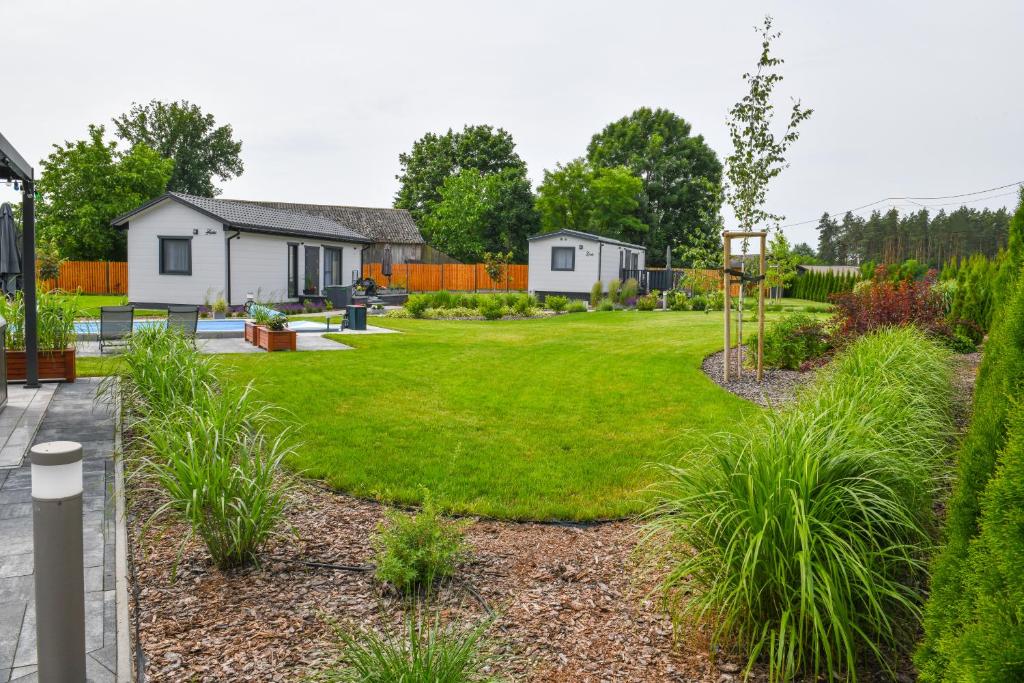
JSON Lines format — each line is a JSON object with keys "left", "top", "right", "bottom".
{"left": 74, "top": 319, "right": 339, "bottom": 335}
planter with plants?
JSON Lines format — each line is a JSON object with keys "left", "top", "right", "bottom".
{"left": 0, "top": 290, "right": 80, "bottom": 382}
{"left": 212, "top": 296, "right": 228, "bottom": 320}
{"left": 249, "top": 307, "right": 296, "bottom": 351}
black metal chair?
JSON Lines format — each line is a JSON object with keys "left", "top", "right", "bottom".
{"left": 166, "top": 305, "right": 199, "bottom": 341}
{"left": 98, "top": 306, "right": 134, "bottom": 354}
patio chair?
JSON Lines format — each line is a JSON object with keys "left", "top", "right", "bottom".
{"left": 98, "top": 306, "right": 134, "bottom": 354}
{"left": 166, "top": 305, "right": 199, "bottom": 341}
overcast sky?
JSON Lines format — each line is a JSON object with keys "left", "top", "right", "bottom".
{"left": 3, "top": 0, "right": 1022, "bottom": 247}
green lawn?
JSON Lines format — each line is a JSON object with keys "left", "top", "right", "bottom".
{"left": 208, "top": 311, "right": 757, "bottom": 521}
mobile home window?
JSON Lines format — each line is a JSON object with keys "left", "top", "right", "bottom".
{"left": 287, "top": 243, "right": 298, "bottom": 297}
{"left": 158, "top": 237, "right": 192, "bottom": 275}
{"left": 551, "top": 246, "right": 575, "bottom": 271}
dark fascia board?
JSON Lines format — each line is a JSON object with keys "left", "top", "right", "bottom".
{"left": 111, "top": 193, "right": 373, "bottom": 244}
{"left": 527, "top": 228, "right": 645, "bottom": 251}
{"left": 0, "top": 131, "right": 34, "bottom": 182}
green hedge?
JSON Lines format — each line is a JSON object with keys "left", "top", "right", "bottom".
{"left": 917, "top": 188, "right": 1024, "bottom": 681}
{"left": 788, "top": 270, "right": 858, "bottom": 302}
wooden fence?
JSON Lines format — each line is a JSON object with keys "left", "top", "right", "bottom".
{"left": 362, "top": 263, "right": 529, "bottom": 292}
{"left": 39, "top": 261, "right": 127, "bottom": 294}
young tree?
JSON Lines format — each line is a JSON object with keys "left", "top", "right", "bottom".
{"left": 113, "top": 100, "right": 243, "bottom": 197}
{"left": 36, "top": 125, "right": 174, "bottom": 260}
{"left": 724, "top": 15, "right": 812, "bottom": 345}
{"left": 587, "top": 107, "right": 722, "bottom": 263}
{"left": 419, "top": 168, "right": 537, "bottom": 262}
{"left": 766, "top": 231, "right": 797, "bottom": 300}
{"left": 535, "top": 159, "right": 646, "bottom": 243}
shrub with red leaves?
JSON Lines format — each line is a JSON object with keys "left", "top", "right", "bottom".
{"left": 830, "top": 266, "right": 951, "bottom": 343}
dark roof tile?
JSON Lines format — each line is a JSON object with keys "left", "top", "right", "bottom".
{"left": 227, "top": 200, "right": 425, "bottom": 245}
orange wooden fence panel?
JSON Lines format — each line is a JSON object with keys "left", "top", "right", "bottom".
{"left": 362, "top": 263, "right": 529, "bottom": 292}
{"left": 38, "top": 261, "right": 127, "bottom": 294}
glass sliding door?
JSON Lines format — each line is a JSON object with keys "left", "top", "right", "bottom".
{"left": 323, "top": 247, "right": 343, "bottom": 287}
{"left": 304, "top": 246, "right": 320, "bottom": 294}
{"left": 287, "top": 243, "right": 299, "bottom": 297}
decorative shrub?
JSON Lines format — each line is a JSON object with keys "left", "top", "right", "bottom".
{"left": 636, "top": 293, "right": 658, "bottom": 311}
{"left": 646, "top": 327, "right": 952, "bottom": 682}
{"left": 319, "top": 604, "right": 496, "bottom": 682}
{"left": 620, "top": 278, "right": 639, "bottom": 304}
{"left": 667, "top": 291, "right": 690, "bottom": 311}
{"left": 607, "top": 279, "right": 622, "bottom": 304}
{"left": 478, "top": 297, "right": 503, "bottom": 320}
{"left": 596, "top": 298, "right": 615, "bottom": 312}
{"left": 831, "top": 266, "right": 950, "bottom": 343}
{"left": 405, "top": 295, "right": 431, "bottom": 318}
{"left": 752, "top": 313, "right": 830, "bottom": 370}
{"left": 546, "top": 295, "right": 569, "bottom": 313}
{"left": 371, "top": 495, "right": 470, "bottom": 594}
{"left": 705, "top": 290, "right": 725, "bottom": 311}
{"left": 688, "top": 295, "right": 707, "bottom": 311}
{"left": 590, "top": 281, "right": 603, "bottom": 307}
{"left": 565, "top": 300, "right": 588, "bottom": 313}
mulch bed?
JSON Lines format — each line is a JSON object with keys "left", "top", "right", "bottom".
{"left": 129, "top": 483, "right": 743, "bottom": 682}
{"left": 701, "top": 345, "right": 816, "bottom": 408}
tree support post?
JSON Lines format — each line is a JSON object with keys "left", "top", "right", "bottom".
{"left": 723, "top": 236, "right": 731, "bottom": 380}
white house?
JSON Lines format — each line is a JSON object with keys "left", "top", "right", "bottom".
{"left": 112, "top": 192, "right": 373, "bottom": 307}
{"left": 527, "top": 229, "right": 646, "bottom": 299}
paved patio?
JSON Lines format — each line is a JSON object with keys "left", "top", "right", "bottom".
{"left": 77, "top": 326, "right": 398, "bottom": 357}
{"left": 0, "top": 386, "right": 56, "bottom": 469}
{"left": 0, "top": 379, "right": 119, "bottom": 682}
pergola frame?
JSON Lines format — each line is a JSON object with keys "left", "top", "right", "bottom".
{"left": 0, "top": 131, "right": 39, "bottom": 388}
{"left": 722, "top": 230, "right": 767, "bottom": 383}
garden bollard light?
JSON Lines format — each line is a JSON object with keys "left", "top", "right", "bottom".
{"left": 31, "top": 441, "right": 86, "bottom": 683}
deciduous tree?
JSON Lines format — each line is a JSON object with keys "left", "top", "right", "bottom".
{"left": 113, "top": 99, "right": 243, "bottom": 197}
{"left": 535, "top": 159, "right": 646, "bottom": 243}
{"left": 36, "top": 125, "right": 173, "bottom": 260}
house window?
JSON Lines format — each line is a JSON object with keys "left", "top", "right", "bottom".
{"left": 324, "top": 247, "right": 343, "bottom": 287}
{"left": 159, "top": 237, "right": 192, "bottom": 275}
{"left": 551, "top": 246, "right": 575, "bottom": 271}
{"left": 287, "top": 243, "right": 298, "bottom": 297}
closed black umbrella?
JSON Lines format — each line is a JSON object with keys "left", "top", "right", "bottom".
{"left": 381, "top": 244, "right": 393, "bottom": 281}
{"left": 0, "top": 203, "right": 21, "bottom": 294}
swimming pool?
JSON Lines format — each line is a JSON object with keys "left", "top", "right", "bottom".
{"left": 74, "top": 319, "right": 340, "bottom": 336}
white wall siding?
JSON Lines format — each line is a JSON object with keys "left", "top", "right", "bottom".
{"left": 127, "top": 200, "right": 225, "bottom": 305}
{"left": 528, "top": 234, "right": 601, "bottom": 294}
{"left": 230, "top": 235, "right": 364, "bottom": 305}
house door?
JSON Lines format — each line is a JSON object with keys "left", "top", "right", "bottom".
{"left": 304, "top": 246, "right": 320, "bottom": 294}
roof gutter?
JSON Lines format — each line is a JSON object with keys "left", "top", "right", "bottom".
{"left": 225, "top": 228, "right": 241, "bottom": 305}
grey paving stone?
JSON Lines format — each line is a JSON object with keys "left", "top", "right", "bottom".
{"left": 0, "top": 602, "right": 27, "bottom": 671}
{"left": 0, "top": 578, "right": 32, "bottom": 605}
{"left": 0, "top": 505, "right": 30, "bottom": 522}
{"left": 0, "top": 556, "right": 31, "bottom": 580}
{"left": 8, "top": 664, "right": 34, "bottom": 681}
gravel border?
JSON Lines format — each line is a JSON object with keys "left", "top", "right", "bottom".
{"left": 702, "top": 345, "right": 817, "bottom": 408}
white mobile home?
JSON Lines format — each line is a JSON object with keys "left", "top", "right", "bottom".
{"left": 112, "top": 193, "right": 373, "bottom": 307}
{"left": 527, "top": 229, "right": 646, "bottom": 299}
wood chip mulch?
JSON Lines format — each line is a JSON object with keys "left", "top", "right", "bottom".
{"left": 129, "top": 483, "right": 742, "bottom": 682}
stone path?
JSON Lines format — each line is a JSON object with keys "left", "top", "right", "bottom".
{"left": 0, "top": 379, "right": 118, "bottom": 682}
{"left": 0, "top": 386, "right": 56, "bottom": 468}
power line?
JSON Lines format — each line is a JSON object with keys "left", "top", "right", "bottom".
{"left": 780, "top": 180, "right": 1024, "bottom": 228}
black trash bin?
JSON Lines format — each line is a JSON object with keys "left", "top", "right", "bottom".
{"left": 324, "top": 285, "right": 352, "bottom": 310}
{"left": 347, "top": 304, "right": 367, "bottom": 331}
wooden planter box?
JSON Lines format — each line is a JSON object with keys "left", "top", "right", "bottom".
{"left": 244, "top": 321, "right": 257, "bottom": 344}
{"left": 255, "top": 326, "right": 296, "bottom": 352}
{"left": 7, "top": 348, "right": 76, "bottom": 383}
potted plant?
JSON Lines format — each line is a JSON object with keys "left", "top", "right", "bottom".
{"left": 212, "top": 296, "right": 228, "bottom": 320}
{"left": 0, "top": 290, "right": 79, "bottom": 382}
{"left": 303, "top": 273, "right": 317, "bottom": 296}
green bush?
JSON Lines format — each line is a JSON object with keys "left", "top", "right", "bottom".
{"left": 590, "top": 281, "right": 603, "bottom": 307}
{"left": 688, "top": 295, "right": 707, "bottom": 311}
{"left": 371, "top": 496, "right": 470, "bottom": 594}
{"left": 646, "top": 327, "right": 952, "bottom": 681}
{"left": 706, "top": 290, "right": 725, "bottom": 311}
{"left": 620, "top": 278, "right": 639, "bottom": 304}
{"left": 607, "top": 278, "right": 622, "bottom": 304}
{"left": 478, "top": 297, "right": 503, "bottom": 320}
{"left": 596, "top": 298, "right": 614, "bottom": 312}
{"left": 545, "top": 295, "right": 569, "bottom": 312}
{"left": 565, "top": 300, "right": 588, "bottom": 313}
{"left": 318, "top": 604, "right": 496, "bottom": 683}
{"left": 667, "top": 291, "right": 690, "bottom": 311}
{"left": 405, "top": 295, "right": 431, "bottom": 318}
{"left": 917, "top": 258, "right": 1024, "bottom": 680}
{"left": 636, "top": 293, "right": 658, "bottom": 311}
{"left": 511, "top": 293, "right": 536, "bottom": 316}
{"left": 753, "top": 313, "right": 830, "bottom": 370}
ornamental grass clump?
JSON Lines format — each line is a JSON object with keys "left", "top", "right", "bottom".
{"left": 316, "top": 604, "right": 498, "bottom": 683}
{"left": 644, "top": 327, "right": 952, "bottom": 682}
